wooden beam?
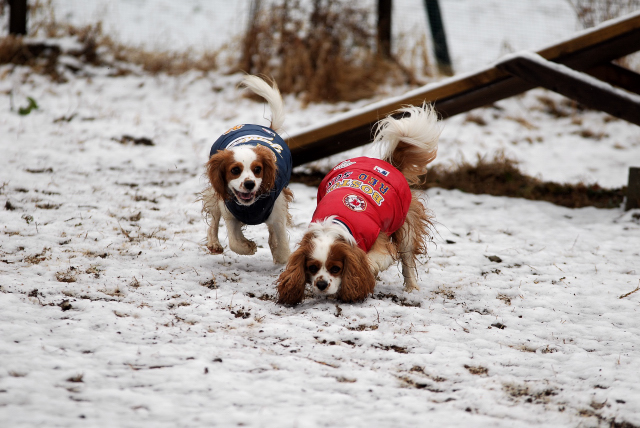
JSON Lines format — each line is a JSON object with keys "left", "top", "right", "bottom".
{"left": 587, "top": 62, "right": 640, "bottom": 95}
{"left": 496, "top": 52, "right": 640, "bottom": 126}
{"left": 287, "top": 11, "right": 640, "bottom": 167}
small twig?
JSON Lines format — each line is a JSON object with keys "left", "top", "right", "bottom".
{"left": 570, "top": 234, "right": 579, "bottom": 251}
{"left": 454, "top": 319, "right": 469, "bottom": 333}
{"left": 619, "top": 284, "right": 640, "bottom": 300}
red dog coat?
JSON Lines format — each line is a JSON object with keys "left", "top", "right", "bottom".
{"left": 311, "top": 157, "right": 412, "bottom": 252}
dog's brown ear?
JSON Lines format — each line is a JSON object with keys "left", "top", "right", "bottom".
{"left": 255, "top": 145, "right": 277, "bottom": 195}
{"left": 206, "top": 151, "right": 232, "bottom": 200}
{"left": 337, "top": 243, "right": 376, "bottom": 303}
{"left": 277, "top": 245, "right": 307, "bottom": 305}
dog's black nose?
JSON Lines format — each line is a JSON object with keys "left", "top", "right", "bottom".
{"left": 244, "top": 180, "right": 255, "bottom": 191}
{"left": 316, "top": 280, "right": 329, "bottom": 291}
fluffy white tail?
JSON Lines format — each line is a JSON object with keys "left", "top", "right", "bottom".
{"left": 373, "top": 104, "right": 441, "bottom": 185}
{"left": 240, "top": 75, "right": 285, "bottom": 134}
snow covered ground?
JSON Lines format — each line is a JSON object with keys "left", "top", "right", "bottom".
{"left": 1, "top": 1, "right": 640, "bottom": 427}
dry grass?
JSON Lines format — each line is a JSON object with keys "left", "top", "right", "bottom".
{"left": 422, "top": 153, "right": 625, "bottom": 209}
{"left": 0, "top": 0, "right": 220, "bottom": 77}
{"left": 566, "top": 0, "right": 640, "bottom": 28}
{"left": 0, "top": 36, "right": 62, "bottom": 80}
{"left": 236, "top": 0, "right": 424, "bottom": 104}
{"left": 291, "top": 152, "right": 626, "bottom": 209}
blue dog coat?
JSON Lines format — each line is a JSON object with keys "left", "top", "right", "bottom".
{"left": 209, "top": 124, "right": 292, "bottom": 225}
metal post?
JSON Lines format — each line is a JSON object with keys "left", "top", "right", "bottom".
{"left": 8, "top": 0, "right": 28, "bottom": 35}
{"left": 424, "top": 0, "right": 453, "bottom": 75}
{"left": 377, "top": 0, "right": 392, "bottom": 58}
{"left": 625, "top": 167, "right": 640, "bottom": 211}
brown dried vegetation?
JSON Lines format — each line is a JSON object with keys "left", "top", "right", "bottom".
{"left": 422, "top": 153, "right": 625, "bottom": 209}
{"left": 0, "top": 1, "right": 220, "bottom": 78}
{"left": 237, "top": 0, "right": 422, "bottom": 104}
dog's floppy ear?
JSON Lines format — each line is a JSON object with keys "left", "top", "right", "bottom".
{"left": 337, "top": 242, "right": 376, "bottom": 303}
{"left": 206, "top": 151, "right": 233, "bottom": 200}
{"left": 277, "top": 242, "right": 308, "bottom": 305}
{"left": 255, "top": 145, "right": 277, "bottom": 195}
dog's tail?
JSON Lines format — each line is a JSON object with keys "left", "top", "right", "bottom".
{"left": 374, "top": 103, "right": 441, "bottom": 185}
{"left": 240, "top": 75, "right": 285, "bottom": 134}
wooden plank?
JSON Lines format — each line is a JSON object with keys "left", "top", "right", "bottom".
{"left": 587, "top": 62, "right": 640, "bottom": 95}
{"left": 496, "top": 52, "right": 640, "bottom": 126}
{"left": 287, "top": 11, "right": 640, "bottom": 167}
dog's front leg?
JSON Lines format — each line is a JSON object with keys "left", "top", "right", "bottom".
{"left": 367, "top": 234, "right": 395, "bottom": 276}
{"left": 224, "top": 214, "right": 257, "bottom": 256}
{"left": 202, "top": 189, "right": 224, "bottom": 254}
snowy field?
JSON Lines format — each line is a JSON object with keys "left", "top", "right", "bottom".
{"left": 1, "top": 1, "right": 640, "bottom": 427}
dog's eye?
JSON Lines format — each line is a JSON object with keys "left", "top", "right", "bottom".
{"left": 329, "top": 266, "right": 341, "bottom": 274}
{"left": 230, "top": 167, "right": 241, "bottom": 175}
{"left": 253, "top": 166, "right": 262, "bottom": 174}
{"left": 308, "top": 265, "right": 319, "bottom": 274}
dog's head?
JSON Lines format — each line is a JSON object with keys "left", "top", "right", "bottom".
{"left": 277, "top": 220, "right": 375, "bottom": 305}
{"left": 206, "top": 144, "right": 277, "bottom": 206}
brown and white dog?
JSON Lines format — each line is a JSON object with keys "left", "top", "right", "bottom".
{"left": 277, "top": 105, "right": 440, "bottom": 304}
{"left": 201, "top": 75, "right": 293, "bottom": 264}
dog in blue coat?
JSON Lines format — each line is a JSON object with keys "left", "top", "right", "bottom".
{"left": 201, "top": 76, "right": 293, "bottom": 264}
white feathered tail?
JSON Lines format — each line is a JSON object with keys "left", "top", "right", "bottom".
{"left": 240, "top": 75, "right": 285, "bottom": 134}
{"left": 373, "top": 104, "right": 441, "bottom": 185}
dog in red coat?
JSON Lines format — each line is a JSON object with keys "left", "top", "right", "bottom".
{"left": 277, "top": 104, "right": 441, "bottom": 304}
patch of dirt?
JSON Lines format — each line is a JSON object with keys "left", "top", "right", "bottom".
{"left": 397, "top": 375, "right": 443, "bottom": 392}
{"left": 376, "top": 344, "right": 408, "bottom": 354}
{"left": 59, "top": 300, "right": 73, "bottom": 311}
{"left": 347, "top": 324, "right": 379, "bottom": 331}
{"left": 112, "top": 135, "right": 155, "bottom": 146}
{"left": 433, "top": 286, "right": 455, "bottom": 300}
{"left": 200, "top": 278, "right": 218, "bottom": 290}
{"left": 230, "top": 307, "right": 251, "bottom": 319}
{"left": 464, "top": 365, "right": 489, "bottom": 376}
{"left": 503, "top": 382, "right": 558, "bottom": 404}
{"left": 410, "top": 366, "right": 447, "bottom": 382}
{"left": 496, "top": 293, "right": 512, "bottom": 305}
{"left": 24, "top": 248, "right": 50, "bottom": 265}
{"left": 373, "top": 292, "right": 421, "bottom": 307}
{"left": 55, "top": 267, "right": 77, "bottom": 283}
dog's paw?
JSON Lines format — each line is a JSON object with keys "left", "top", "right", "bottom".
{"left": 230, "top": 240, "right": 257, "bottom": 256}
{"left": 207, "top": 243, "right": 224, "bottom": 254}
{"left": 403, "top": 281, "right": 420, "bottom": 293}
{"left": 273, "top": 251, "right": 290, "bottom": 265}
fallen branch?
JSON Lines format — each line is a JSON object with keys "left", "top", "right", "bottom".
{"left": 619, "top": 284, "right": 640, "bottom": 299}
